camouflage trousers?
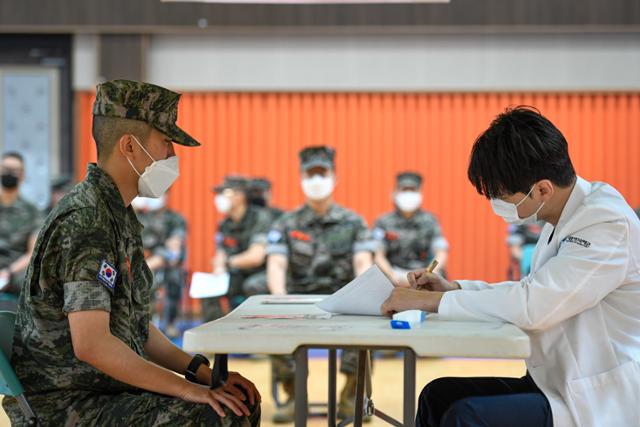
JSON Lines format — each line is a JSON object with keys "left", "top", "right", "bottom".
{"left": 271, "top": 349, "right": 359, "bottom": 383}
{"left": 3, "top": 389, "right": 260, "bottom": 427}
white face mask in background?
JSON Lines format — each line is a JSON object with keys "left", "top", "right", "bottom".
{"left": 214, "top": 194, "right": 232, "bottom": 214}
{"left": 301, "top": 175, "right": 335, "bottom": 200}
{"left": 395, "top": 191, "right": 422, "bottom": 212}
{"left": 127, "top": 135, "right": 180, "bottom": 199}
{"left": 490, "top": 185, "right": 545, "bottom": 225}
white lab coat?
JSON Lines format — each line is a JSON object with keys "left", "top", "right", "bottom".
{"left": 439, "top": 177, "right": 640, "bottom": 427}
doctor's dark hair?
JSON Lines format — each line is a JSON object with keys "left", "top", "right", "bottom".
{"left": 467, "top": 106, "right": 576, "bottom": 199}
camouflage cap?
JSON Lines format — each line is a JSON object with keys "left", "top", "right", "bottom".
{"left": 396, "top": 172, "right": 423, "bottom": 189}
{"left": 299, "top": 146, "right": 335, "bottom": 171}
{"left": 212, "top": 175, "right": 249, "bottom": 193}
{"left": 93, "top": 79, "right": 200, "bottom": 147}
{"left": 248, "top": 178, "right": 272, "bottom": 192}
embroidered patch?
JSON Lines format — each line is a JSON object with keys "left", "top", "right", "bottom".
{"left": 290, "top": 230, "right": 312, "bottom": 242}
{"left": 267, "top": 230, "right": 282, "bottom": 244}
{"left": 562, "top": 236, "right": 591, "bottom": 248}
{"left": 97, "top": 260, "right": 118, "bottom": 291}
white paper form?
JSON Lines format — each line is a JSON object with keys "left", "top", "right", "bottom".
{"left": 189, "top": 272, "right": 230, "bottom": 299}
{"left": 315, "top": 264, "right": 395, "bottom": 315}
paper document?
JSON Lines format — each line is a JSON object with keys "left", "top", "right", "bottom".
{"left": 262, "top": 296, "right": 324, "bottom": 305}
{"left": 315, "top": 265, "right": 394, "bottom": 315}
{"left": 189, "top": 272, "right": 230, "bottom": 299}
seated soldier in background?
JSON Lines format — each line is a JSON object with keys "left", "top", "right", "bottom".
{"left": 506, "top": 221, "right": 543, "bottom": 280}
{"left": 247, "top": 177, "right": 285, "bottom": 222}
{"left": 132, "top": 194, "right": 187, "bottom": 338}
{"left": 0, "top": 151, "right": 42, "bottom": 311}
{"left": 202, "top": 175, "right": 272, "bottom": 322}
{"left": 374, "top": 172, "right": 448, "bottom": 286}
{"left": 2, "top": 80, "right": 260, "bottom": 426}
{"left": 266, "top": 146, "right": 376, "bottom": 423}
{"left": 46, "top": 174, "right": 74, "bottom": 215}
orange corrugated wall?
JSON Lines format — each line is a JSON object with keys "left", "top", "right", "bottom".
{"left": 75, "top": 92, "right": 640, "bottom": 284}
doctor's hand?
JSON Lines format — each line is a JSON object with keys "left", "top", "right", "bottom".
{"left": 407, "top": 270, "right": 460, "bottom": 293}
{"left": 381, "top": 288, "right": 444, "bottom": 316}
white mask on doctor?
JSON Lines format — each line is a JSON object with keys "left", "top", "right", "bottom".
{"left": 127, "top": 135, "right": 180, "bottom": 199}
{"left": 490, "top": 185, "right": 545, "bottom": 225}
{"left": 214, "top": 194, "right": 232, "bottom": 214}
{"left": 301, "top": 175, "right": 335, "bottom": 200}
{"left": 395, "top": 191, "right": 422, "bottom": 212}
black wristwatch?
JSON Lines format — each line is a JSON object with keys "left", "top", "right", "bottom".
{"left": 185, "top": 354, "right": 210, "bottom": 384}
{"left": 211, "top": 354, "right": 229, "bottom": 389}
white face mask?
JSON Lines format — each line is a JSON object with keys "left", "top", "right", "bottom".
{"left": 490, "top": 185, "right": 545, "bottom": 225}
{"left": 214, "top": 194, "right": 232, "bottom": 214}
{"left": 127, "top": 135, "right": 180, "bottom": 199}
{"left": 301, "top": 175, "right": 335, "bottom": 200}
{"left": 131, "top": 195, "right": 165, "bottom": 212}
{"left": 395, "top": 191, "right": 422, "bottom": 212}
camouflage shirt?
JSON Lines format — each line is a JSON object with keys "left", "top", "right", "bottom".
{"left": 0, "top": 195, "right": 41, "bottom": 268}
{"left": 373, "top": 209, "right": 448, "bottom": 271}
{"left": 136, "top": 208, "right": 187, "bottom": 263}
{"left": 6, "top": 164, "right": 152, "bottom": 407}
{"left": 216, "top": 205, "right": 271, "bottom": 276}
{"left": 266, "top": 203, "right": 376, "bottom": 294}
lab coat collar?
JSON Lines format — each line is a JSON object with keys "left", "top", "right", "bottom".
{"left": 555, "top": 176, "right": 591, "bottom": 232}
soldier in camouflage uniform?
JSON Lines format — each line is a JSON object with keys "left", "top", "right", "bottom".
{"left": 2, "top": 80, "right": 260, "bottom": 426}
{"left": 0, "top": 151, "right": 42, "bottom": 311}
{"left": 373, "top": 172, "right": 449, "bottom": 286}
{"left": 506, "top": 221, "right": 544, "bottom": 280}
{"left": 132, "top": 194, "right": 187, "bottom": 337}
{"left": 203, "top": 176, "right": 272, "bottom": 321}
{"left": 247, "top": 177, "right": 285, "bottom": 222}
{"left": 266, "top": 146, "right": 376, "bottom": 422}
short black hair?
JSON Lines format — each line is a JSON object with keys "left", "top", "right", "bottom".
{"left": 92, "top": 116, "right": 151, "bottom": 160}
{"left": 2, "top": 151, "right": 25, "bottom": 165}
{"left": 467, "top": 106, "right": 576, "bottom": 199}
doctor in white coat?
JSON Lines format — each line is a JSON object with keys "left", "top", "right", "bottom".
{"left": 382, "top": 106, "right": 640, "bottom": 427}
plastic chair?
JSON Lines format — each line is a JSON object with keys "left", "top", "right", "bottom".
{"left": 0, "top": 311, "right": 38, "bottom": 426}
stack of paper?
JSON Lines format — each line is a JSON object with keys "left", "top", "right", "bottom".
{"left": 189, "top": 272, "right": 230, "bottom": 299}
{"left": 316, "top": 265, "right": 395, "bottom": 316}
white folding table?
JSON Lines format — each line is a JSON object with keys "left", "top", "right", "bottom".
{"left": 183, "top": 295, "right": 530, "bottom": 427}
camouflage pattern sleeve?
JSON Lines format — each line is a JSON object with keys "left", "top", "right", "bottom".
{"left": 352, "top": 215, "right": 377, "bottom": 254}
{"left": 266, "top": 214, "right": 289, "bottom": 257}
{"left": 167, "top": 210, "right": 187, "bottom": 240}
{"left": 249, "top": 208, "right": 272, "bottom": 246}
{"left": 428, "top": 213, "right": 449, "bottom": 252}
{"left": 49, "top": 208, "right": 118, "bottom": 314}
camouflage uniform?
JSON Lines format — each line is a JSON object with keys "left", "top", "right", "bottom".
{"left": 136, "top": 206, "right": 187, "bottom": 327}
{"left": 0, "top": 196, "right": 41, "bottom": 298}
{"left": 247, "top": 178, "right": 285, "bottom": 223}
{"left": 373, "top": 210, "right": 448, "bottom": 271}
{"left": 202, "top": 177, "right": 272, "bottom": 321}
{"left": 2, "top": 80, "right": 259, "bottom": 426}
{"left": 267, "top": 203, "right": 376, "bottom": 379}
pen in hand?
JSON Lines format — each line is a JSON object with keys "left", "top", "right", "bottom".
{"left": 416, "top": 259, "right": 439, "bottom": 291}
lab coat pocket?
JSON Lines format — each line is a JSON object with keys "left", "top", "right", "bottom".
{"left": 566, "top": 360, "right": 640, "bottom": 427}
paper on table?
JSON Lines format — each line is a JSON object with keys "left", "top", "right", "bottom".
{"left": 315, "top": 264, "right": 394, "bottom": 315}
{"left": 189, "top": 272, "right": 230, "bottom": 299}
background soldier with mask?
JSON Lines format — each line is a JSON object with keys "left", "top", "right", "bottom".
{"left": 203, "top": 175, "right": 272, "bottom": 321}
{"left": 0, "top": 151, "right": 41, "bottom": 310}
{"left": 3, "top": 80, "right": 260, "bottom": 426}
{"left": 266, "top": 146, "right": 375, "bottom": 423}
{"left": 247, "top": 177, "right": 284, "bottom": 222}
{"left": 374, "top": 172, "right": 448, "bottom": 286}
{"left": 132, "top": 194, "right": 187, "bottom": 338}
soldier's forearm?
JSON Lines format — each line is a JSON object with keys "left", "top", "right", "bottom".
{"left": 145, "top": 323, "right": 193, "bottom": 375}
{"left": 353, "top": 251, "right": 374, "bottom": 276}
{"left": 267, "top": 255, "right": 287, "bottom": 295}
{"left": 228, "top": 244, "right": 266, "bottom": 270}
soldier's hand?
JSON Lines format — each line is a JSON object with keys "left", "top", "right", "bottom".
{"left": 181, "top": 383, "right": 251, "bottom": 417}
{"left": 222, "top": 372, "right": 261, "bottom": 406}
{"left": 407, "top": 270, "right": 460, "bottom": 292}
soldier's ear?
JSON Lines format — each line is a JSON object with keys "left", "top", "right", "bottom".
{"left": 118, "top": 134, "right": 135, "bottom": 158}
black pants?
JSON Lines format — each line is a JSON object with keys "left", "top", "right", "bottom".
{"left": 416, "top": 375, "right": 553, "bottom": 427}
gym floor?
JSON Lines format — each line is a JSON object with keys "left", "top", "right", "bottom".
{"left": 0, "top": 357, "right": 525, "bottom": 426}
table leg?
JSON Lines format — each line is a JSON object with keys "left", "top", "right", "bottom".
{"left": 403, "top": 349, "right": 416, "bottom": 427}
{"left": 295, "top": 347, "right": 309, "bottom": 427}
{"left": 328, "top": 349, "right": 337, "bottom": 427}
{"left": 353, "top": 350, "right": 367, "bottom": 427}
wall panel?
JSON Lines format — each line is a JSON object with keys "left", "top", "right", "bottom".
{"left": 76, "top": 92, "right": 640, "bottom": 285}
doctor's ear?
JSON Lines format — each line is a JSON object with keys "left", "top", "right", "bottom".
{"left": 535, "top": 180, "right": 555, "bottom": 200}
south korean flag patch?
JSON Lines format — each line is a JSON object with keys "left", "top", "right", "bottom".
{"left": 97, "top": 260, "right": 118, "bottom": 292}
